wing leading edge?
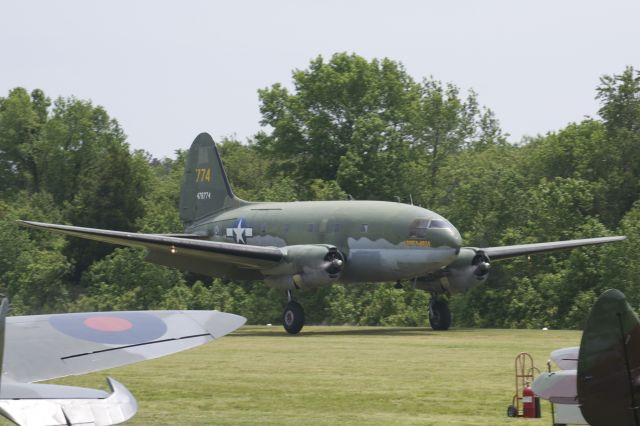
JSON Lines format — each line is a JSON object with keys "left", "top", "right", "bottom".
{"left": 4, "top": 309, "right": 246, "bottom": 383}
{"left": 0, "top": 298, "right": 246, "bottom": 426}
{"left": 482, "top": 236, "right": 626, "bottom": 260}
{"left": 17, "top": 220, "right": 283, "bottom": 269}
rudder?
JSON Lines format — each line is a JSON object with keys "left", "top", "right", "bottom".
{"left": 179, "top": 133, "right": 245, "bottom": 225}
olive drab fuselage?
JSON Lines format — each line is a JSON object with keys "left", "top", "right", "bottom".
{"left": 184, "top": 200, "right": 463, "bottom": 285}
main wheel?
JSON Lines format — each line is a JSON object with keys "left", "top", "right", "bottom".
{"left": 283, "top": 301, "right": 305, "bottom": 334}
{"left": 429, "top": 300, "right": 451, "bottom": 330}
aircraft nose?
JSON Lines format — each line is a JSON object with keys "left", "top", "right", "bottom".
{"left": 449, "top": 225, "right": 463, "bottom": 250}
{"left": 426, "top": 219, "right": 462, "bottom": 250}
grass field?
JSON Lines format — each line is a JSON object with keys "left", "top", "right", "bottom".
{"left": 17, "top": 326, "right": 582, "bottom": 425}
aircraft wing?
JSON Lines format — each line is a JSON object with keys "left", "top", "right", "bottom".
{"left": 17, "top": 220, "right": 283, "bottom": 269}
{"left": 3, "top": 309, "right": 246, "bottom": 383}
{"left": 0, "top": 296, "right": 245, "bottom": 426}
{"left": 482, "top": 236, "right": 626, "bottom": 260}
{"left": 0, "top": 377, "right": 136, "bottom": 426}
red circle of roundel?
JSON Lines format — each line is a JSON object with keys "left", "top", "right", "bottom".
{"left": 49, "top": 312, "right": 167, "bottom": 345}
{"left": 84, "top": 316, "right": 133, "bottom": 332}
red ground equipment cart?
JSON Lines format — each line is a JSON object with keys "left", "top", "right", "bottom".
{"left": 507, "top": 352, "right": 541, "bottom": 418}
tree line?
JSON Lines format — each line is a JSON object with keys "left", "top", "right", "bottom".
{"left": 1, "top": 53, "right": 639, "bottom": 329}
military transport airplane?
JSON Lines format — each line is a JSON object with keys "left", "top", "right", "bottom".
{"left": 19, "top": 133, "right": 626, "bottom": 335}
{"left": 0, "top": 298, "right": 245, "bottom": 425}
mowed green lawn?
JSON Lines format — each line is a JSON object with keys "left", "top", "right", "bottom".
{"left": 33, "top": 327, "right": 580, "bottom": 425}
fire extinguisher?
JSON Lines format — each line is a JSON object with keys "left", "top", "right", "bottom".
{"left": 522, "top": 383, "right": 536, "bottom": 418}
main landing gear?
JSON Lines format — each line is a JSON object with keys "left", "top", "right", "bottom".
{"left": 429, "top": 296, "right": 451, "bottom": 331}
{"left": 283, "top": 289, "right": 305, "bottom": 334}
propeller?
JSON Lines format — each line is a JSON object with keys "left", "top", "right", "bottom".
{"left": 324, "top": 248, "right": 345, "bottom": 276}
{"left": 472, "top": 251, "right": 491, "bottom": 278}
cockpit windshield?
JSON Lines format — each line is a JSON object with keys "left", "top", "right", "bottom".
{"left": 428, "top": 219, "right": 454, "bottom": 230}
{"left": 409, "top": 218, "right": 455, "bottom": 238}
{"left": 408, "top": 219, "right": 429, "bottom": 238}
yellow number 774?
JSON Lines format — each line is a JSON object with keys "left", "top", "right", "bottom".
{"left": 195, "top": 168, "right": 211, "bottom": 182}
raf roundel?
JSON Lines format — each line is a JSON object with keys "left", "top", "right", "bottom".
{"left": 49, "top": 311, "right": 168, "bottom": 345}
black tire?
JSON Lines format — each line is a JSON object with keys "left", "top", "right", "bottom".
{"left": 283, "top": 301, "right": 305, "bottom": 334}
{"left": 507, "top": 405, "right": 518, "bottom": 417}
{"left": 429, "top": 300, "right": 451, "bottom": 331}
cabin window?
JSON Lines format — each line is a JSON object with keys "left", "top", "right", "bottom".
{"left": 428, "top": 219, "right": 454, "bottom": 230}
{"left": 361, "top": 224, "right": 369, "bottom": 233}
{"left": 308, "top": 223, "right": 316, "bottom": 232}
{"left": 409, "top": 219, "right": 429, "bottom": 238}
{"left": 260, "top": 223, "right": 267, "bottom": 234}
{"left": 283, "top": 224, "right": 290, "bottom": 233}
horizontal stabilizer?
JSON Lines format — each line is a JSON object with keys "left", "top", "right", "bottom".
{"left": 0, "top": 377, "right": 136, "bottom": 426}
{"left": 550, "top": 346, "right": 579, "bottom": 370}
{"left": 531, "top": 370, "right": 578, "bottom": 404}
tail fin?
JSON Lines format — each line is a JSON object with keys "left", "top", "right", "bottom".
{"left": 179, "top": 133, "right": 247, "bottom": 225}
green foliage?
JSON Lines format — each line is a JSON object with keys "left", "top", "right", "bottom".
{"left": 0, "top": 192, "right": 69, "bottom": 314}
{"left": 1, "top": 62, "right": 639, "bottom": 330}
{"left": 257, "top": 53, "right": 504, "bottom": 201}
{"left": 74, "top": 248, "right": 186, "bottom": 311}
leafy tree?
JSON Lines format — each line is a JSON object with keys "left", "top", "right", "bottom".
{"left": 595, "top": 66, "right": 640, "bottom": 226}
{"left": 65, "top": 142, "right": 150, "bottom": 275}
{"left": 217, "top": 139, "right": 299, "bottom": 202}
{"left": 258, "top": 53, "right": 504, "bottom": 202}
{"left": 0, "top": 88, "right": 49, "bottom": 194}
{"left": 136, "top": 151, "right": 186, "bottom": 233}
{"left": 257, "top": 53, "right": 419, "bottom": 195}
{"left": 75, "top": 248, "right": 186, "bottom": 311}
{"left": 0, "top": 192, "right": 70, "bottom": 314}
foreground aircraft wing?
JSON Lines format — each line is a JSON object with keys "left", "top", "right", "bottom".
{"left": 17, "top": 220, "right": 283, "bottom": 270}
{"left": 0, "top": 377, "right": 136, "bottom": 426}
{"left": 482, "top": 236, "right": 626, "bottom": 260}
{"left": 4, "top": 308, "right": 246, "bottom": 383}
{"left": 0, "top": 296, "right": 245, "bottom": 426}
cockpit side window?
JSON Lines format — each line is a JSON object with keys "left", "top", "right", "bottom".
{"left": 428, "top": 219, "right": 454, "bottom": 229}
{"left": 409, "top": 219, "right": 430, "bottom": 238}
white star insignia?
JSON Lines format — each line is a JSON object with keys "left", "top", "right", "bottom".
{"left": 226, "top": 219, "right": 253, "bottom": 244}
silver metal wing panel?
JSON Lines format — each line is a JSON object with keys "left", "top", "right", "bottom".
{"left": 0, "top": 377, "right": 136, "bottom": 426}
{"left": 4, "top": 310, "right": 246, "bottom": 383}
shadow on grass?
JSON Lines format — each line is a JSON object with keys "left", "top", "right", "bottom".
{"left": 232, "top": 326, "right": 438, "bottom": 337}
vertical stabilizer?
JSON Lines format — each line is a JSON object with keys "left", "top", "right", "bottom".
{"left": 179, "top": 133, "right": 247, "bottom": 225}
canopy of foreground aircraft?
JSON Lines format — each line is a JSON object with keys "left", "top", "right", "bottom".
{"left": 0, "top": 298, "right": 245, "bottom": 425}
{"left": 19, "top": 133, "right": 626, "bottom": 334}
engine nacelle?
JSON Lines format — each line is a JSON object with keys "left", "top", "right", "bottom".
{"left": 263, "top": 245, "right": 345, "bottom": 289}
{"left": 416, "top": 247, "right": 490, "bottom": 293}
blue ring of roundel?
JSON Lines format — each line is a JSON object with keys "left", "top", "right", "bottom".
{"left": 49, "top": 312, "right": 168, "bottom": 345}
